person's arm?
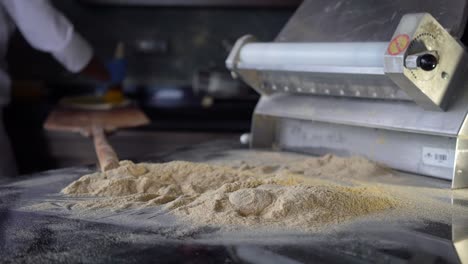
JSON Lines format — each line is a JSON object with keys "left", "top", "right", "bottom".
{"left": 2, "top": 0, "right": 108, "bottom": 80}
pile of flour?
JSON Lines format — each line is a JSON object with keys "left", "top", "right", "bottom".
{"left": 61, "top": 155, "right": 402, "bottom": 231}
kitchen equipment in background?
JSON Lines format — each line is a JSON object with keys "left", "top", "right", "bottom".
{"left": 192, "top": 70, "right": 254, "bottom": 99}
{"left": 101, "top": 42, "right": 127, "bottom": 103}
{"left": 133, "top": 39, "right": 169, "bottom": 55}
{"left": 59, "top": 95, "right": 131, "bottom": 111}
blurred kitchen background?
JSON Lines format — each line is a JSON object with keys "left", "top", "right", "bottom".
{"left": 4, "top": 0, "right": 300, "bottom": 174}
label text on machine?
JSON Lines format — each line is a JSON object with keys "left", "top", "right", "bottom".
{"left": 422, "top": 147, "right": 455, "bottom": 168}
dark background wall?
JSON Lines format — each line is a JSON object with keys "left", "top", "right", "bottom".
{"left": 7, "top": 1, "right": 296, "bottom": 87}
{"left": 4, "top": 1, "right": 297, "bottom": 175}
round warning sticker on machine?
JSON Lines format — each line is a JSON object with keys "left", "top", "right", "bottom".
{"left": 387, "top": 34, "right": 410, "bottom": 55}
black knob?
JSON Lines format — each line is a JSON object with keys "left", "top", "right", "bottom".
{"left": 417, "top": 54, "right": 438, "bottom": 71}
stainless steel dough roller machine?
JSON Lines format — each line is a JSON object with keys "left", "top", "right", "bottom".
{"left": 226, "top": 0, "right": 468, "bottom": 189}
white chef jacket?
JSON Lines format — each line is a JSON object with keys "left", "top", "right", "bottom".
{"left": 0, "top": 0, "right": 93, "bottom": 178}
{"left": 0, "top": 0, "right": 93, "bottom": 106}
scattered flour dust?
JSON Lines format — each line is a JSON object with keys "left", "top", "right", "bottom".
{"left": 61, "top": 155, "right": 405, "bottom": 231}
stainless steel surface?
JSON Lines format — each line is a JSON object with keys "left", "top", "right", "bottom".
{"left": 227, "top": 13, "right": 468, "bottom": 108}
{"left": 276, "top": 0, "right": 468, "bottom": 42}
{"left": 254, "top": 91, "right": 468, "bottom": 136}
{"left": 226, "top": 34, "right": 409, "bottom": 101}
{"left": 226, "top": 0, "right": 468, "bottom": 105}
{"left": 2, "top": 145, "right": 468, "bottom": 263}
{"left": 454, "top": 232, "right": 468, "bottom": 263}
{"left": 226, "top": 35, "right": 256, "bottom": 79}
{"left": 251, "top": 90, "right": 468, "bottom": 183}
{"left": 453, "top": 115, "right": 468, "bottom": 189}
{"left": 277, "top": 118, "right": 456, "bottom": 180}
{"left": 250, "top": 114, "right": 277, "bottom": 149}
{"left": 250, "top": 70, "right": 410, "bottom": 100}
{"left": 453, "top": 207, "right": 468, "bottom": 263}
{"left": 226, "top": 1, "right": 468, "bottom": 187}
{"left": 384, "top": 13, "right": 468, "bottom": 111}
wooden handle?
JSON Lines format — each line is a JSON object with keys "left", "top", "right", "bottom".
{"left": 92, "top": 125, "right": 119, "bottom": 172}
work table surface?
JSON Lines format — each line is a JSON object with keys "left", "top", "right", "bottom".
{"left": 0, "top": 140, "right": 467, "bottom": 264}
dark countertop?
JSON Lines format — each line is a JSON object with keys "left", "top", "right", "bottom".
{"left": 1, "top": 140, "right": 467, "bottom": 264}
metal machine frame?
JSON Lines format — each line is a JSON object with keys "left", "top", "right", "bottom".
{"left": 227, "top": 4, "right": 468, "bottom": 188}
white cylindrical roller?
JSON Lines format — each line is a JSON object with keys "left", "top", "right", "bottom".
{"left": 239, "top": 42, "right": 388, "bottom": 68}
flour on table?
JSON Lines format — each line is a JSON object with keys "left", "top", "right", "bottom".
{"left": 61, "top": 155, "right": 403, "bottom": 231}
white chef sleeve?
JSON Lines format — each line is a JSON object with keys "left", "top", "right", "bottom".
{"left": 1, "top": 0, "right": 93, "bottom": 73}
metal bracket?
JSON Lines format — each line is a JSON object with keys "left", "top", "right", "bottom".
{"left": 453, "top": 114, "right": 468, "bottom": 189}
{"left": 226, "top": 35, "right": 256, "bottom": 77}
{"left": 384, "top": 13, "right": 467, "bottom": 111}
